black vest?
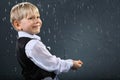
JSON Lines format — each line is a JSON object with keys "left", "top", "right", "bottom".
{"left": 16, "top": 37, "right": 56, "bottom": 80}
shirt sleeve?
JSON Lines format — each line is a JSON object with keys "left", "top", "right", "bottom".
{"left": 25, "top": 39, "right": 73, "bottom": 74}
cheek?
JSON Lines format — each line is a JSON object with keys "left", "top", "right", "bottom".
{"left": 20, "top": 20, "right": 26, "bottom": 26}
{"left": 20, "top": 22, "right": 30, "bottom": 30}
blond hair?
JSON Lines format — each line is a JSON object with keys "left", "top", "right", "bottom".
{"left": 10, "top": 2, "right": 40, "bottom": 30}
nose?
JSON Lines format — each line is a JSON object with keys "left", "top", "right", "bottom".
{"left": 34, "top": 18, "right": 42, "bottom": 25}
{"left": 39, "top": 18, "right": 42, "bottom": 26}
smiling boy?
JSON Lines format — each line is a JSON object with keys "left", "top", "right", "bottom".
{"left": 10, "top": 2, "right": 83, "bottom": 80}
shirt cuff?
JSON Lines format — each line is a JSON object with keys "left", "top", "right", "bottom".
{"left": 66, "top": 59, "right": 73, "bottom": 69}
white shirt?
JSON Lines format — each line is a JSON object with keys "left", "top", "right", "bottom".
{"left": 18, "top": 31, "right": 73, "bottom": 74}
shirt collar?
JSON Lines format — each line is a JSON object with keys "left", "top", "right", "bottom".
{"left": 18, "top": 31, "right": 41, "bottom": 40}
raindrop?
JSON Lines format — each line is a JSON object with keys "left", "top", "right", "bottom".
{"left": 48, "top": 28, "right": 51, "bottom": 34}
{"left": 64, "top": 19, "right": 66, "bottom": 24}
{"left": 14, "top": 67, "right": 17, "bottom": 72}
{"left": 79, "top": 23, "right": 83, "bottom": 26}
{"left": 56, "top": 21, "right": 59, "bottom": 26}
{"left": 106, "top": 31, "right": 110, "bottom": 36}
{"left": 110, "top": 15, "right": 114, "bottom": 20}
{"left": 96, "top": 27, "right": 99, "bottom": 32}
{"left": 42, "top": 30, "right": 46, "bottom": 35}
{"left": 47, "top": 4, "right": 50, "bottom": 8}
{"left": 40, "top": 8, "right": 44, "bottom": 12}
{"left": 108, "top": 39, "right": 113, "bottom": 42}
{"left": 10, "top": 34, "right": 13, "bottom": 38}
{"left": 54, "top": 40, "right": 56, "bottom": 44}
{"left": 87, "top": 25, "right": 90, "bottom": 30}
{"left": 2, "top": 17, "right": 6, "bottom": 21}
{"left": 63, "top": 0, "right": 66, "bottom": 2}
{"left": 100, "top": 29, "right": 103, "bottom": 33}
{"left": 73, "top": 16, "right": 76, "bottom": 24}
{"left": 54, "top": 18, "right": 57, "bottom": 22}
{"left": 15, "top": 1, "right": 18, "bottom": 4}
{"left": 11, "top": 40, "right": 13, "bottom": 44}
{"left": 53, "top": 7, "right": 56, "bottom": 14}
{"left": 8, "top": 1, "right": 11, "bottom": 6}
{"left": 117, "top": 43, "right": 120, "bottom": 48}
{"left": 42, "top": 18, "right": 45, "bottom": 21}
{"left": 77, "top": 4, "right": 80, "bottom": 9}
{"left": 81, "top": 2, "right": 85, "bottom": 7}
{"left": 80, "top": 29, "right": 84, "bottom": 33}
{"left": 5, "top": 37, "right": 8, "bottom": 41}
{"left": 6, "top": 49, "right": 10, "bottom": 53}
{"left": 5, "top": 8, "right": 7, "bottom": 12}
{"left": 47, "top": 38, "right": 50, "bottom": 42}
{"left": 15, "top": 53, "right": 17, "bottom": 56}
{"left": 80, "top": 43, "right": 83, "bottom": 47}
{"left": 97, "top": 47, "right": 101, "bottom": 51}
{"left": 87, "top": 6, "right": 90, "bottom": 9}
{"left": 46, "top": 11, "right": 48, "bottom": 16}
{"left": 53, "top": 35, "right": 56, "bottom": 39}
{"left": 10, "top": 27, "right": 14, "bottom": 30}
{"left": 63, "top": 48, "right": 67, "bottom": 59}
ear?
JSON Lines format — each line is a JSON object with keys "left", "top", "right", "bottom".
{"left": 13, "top": 20, "right": 21, "bottom": 30}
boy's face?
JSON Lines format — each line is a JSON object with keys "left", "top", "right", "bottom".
{"left": 17, "top": 13, "right": 42, "bottom": 34}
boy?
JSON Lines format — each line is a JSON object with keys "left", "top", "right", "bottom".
{"left": 10, "top": 2, "right": 83, "bottom": 80}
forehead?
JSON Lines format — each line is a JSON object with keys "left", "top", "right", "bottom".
{"left": 22, "top": 4, "right": 40, "bottom": 17}
{"left": 25, "top": 8, "right": 40, "bottom": 16}
{"left": 14, "top": 2, "right": 40, "bottom": 18}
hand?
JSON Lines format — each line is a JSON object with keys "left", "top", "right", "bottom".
{"left": 71, "top": 60, "right": 83, "bottom": 70}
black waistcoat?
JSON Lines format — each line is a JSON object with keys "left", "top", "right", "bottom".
{"left": 16, "top": 37, "right": 56, "bottom": 80}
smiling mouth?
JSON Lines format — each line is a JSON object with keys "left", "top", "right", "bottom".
{"left": 32, "top": 26, "right": 40, "bottom": 28}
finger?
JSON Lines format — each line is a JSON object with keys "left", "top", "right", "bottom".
{"left": 79, "top": 64, "right": 82, "bottom": 67}
{"left": 78, "top": 60, "right": 83, "bottom": 64}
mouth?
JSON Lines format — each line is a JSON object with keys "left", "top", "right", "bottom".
{"left": 32, "top": 25, "right": 40, "bottom": 29}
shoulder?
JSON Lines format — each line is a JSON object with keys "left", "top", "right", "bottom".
{"left": 25, "top": 39, "right": 45, "bottom": 50}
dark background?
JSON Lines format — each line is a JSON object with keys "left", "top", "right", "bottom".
{"left": 0, "top": 0, "right": 120, "bottom": 80}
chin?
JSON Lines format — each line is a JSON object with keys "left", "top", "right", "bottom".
{"left": 34, "top": 30, "right": 40, "bottom": 34}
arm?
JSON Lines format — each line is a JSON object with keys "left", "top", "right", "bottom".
{"left": 25, "top": 40, "right": 74, "bottom": 74}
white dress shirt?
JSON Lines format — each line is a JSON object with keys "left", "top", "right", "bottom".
{"left": 18, "top": 31, "right": 73, "bottom": 75}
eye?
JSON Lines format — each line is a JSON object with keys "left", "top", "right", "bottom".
{"left": 37, "top": 16, "right": 40, "bottom": 19}
{"left": 28, "top": 17, "right": 33, "bottom": 20}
